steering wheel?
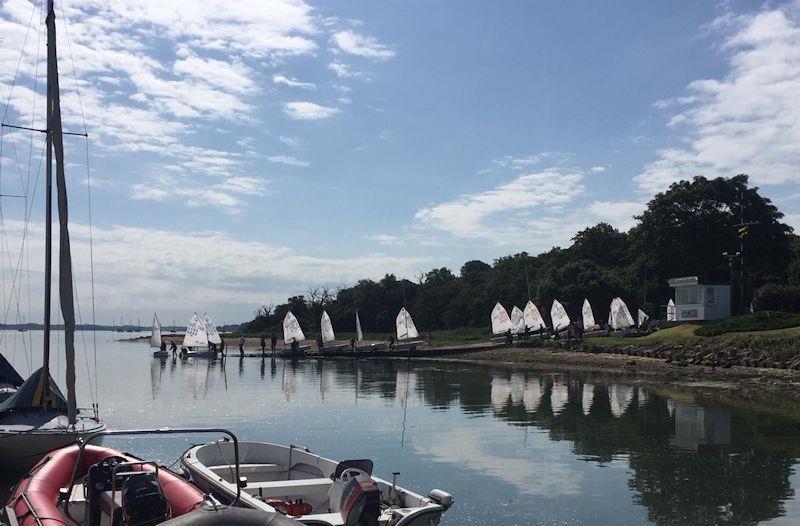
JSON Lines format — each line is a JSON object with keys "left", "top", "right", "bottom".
{"left": 93, "top": 455, "right": 129, "bottom": 491}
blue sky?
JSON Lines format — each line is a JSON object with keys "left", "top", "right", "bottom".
{"left": 0, "top": 0, "right": 799, "bottom": 325}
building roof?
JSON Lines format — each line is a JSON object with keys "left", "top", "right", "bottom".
{"left": 668, "top": 276, "right": 730, "bottom": 287}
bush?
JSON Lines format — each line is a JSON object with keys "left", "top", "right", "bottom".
{"left": 753, "top": 284, "right": 800, "bottom": 313}
{"left": 696, "top": 312, "right": 800, "bottom": 336}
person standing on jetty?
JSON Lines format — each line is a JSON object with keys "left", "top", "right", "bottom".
{"left": 260, "top": 334, "right": 266, "bottom": 356}
{"left": 505, "top": 328, "right": 513, "bottom": 347}
{"left": 317, "top": 333, "right": 325, "bottom": 351}
{"left": 170, "top": 340, "right": 177, "bottom": 356}
{"left": 238, "top": 335, "right": 245, "bottom": 355}
{"left": 219, "top": 336, "right": 226, "bottom": 356}
{"left": 160, "top": 339, "right": 167, "bottom": 355}
{"left": 270, "top": 333, "right": 277, "bottom": 354}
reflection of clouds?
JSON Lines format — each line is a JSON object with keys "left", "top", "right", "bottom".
{"left": 582, "top": 383, "right": 594, "bottom": 415}
{"left": 610, "top": 385, "right": 634, "bottom": 418}
{"left": 415, "top": 428, "right": 584, "bottom": 496}
{"left": 551, "top": 382, "right": 568, "bottom": 414}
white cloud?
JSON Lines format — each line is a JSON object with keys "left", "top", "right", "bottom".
{"left": 328, "top": 61, "right": 358, "bottom": 78}
{"left": 331, "top": 30, "right": 395, "bottom": 59}
{"left": 784, "top": 213, "right": 800, "bottom": 232}
{"left": 587, "top": 201, "right": 645, "bottom": 231}
{"left": 272, "top": 74, "right": 315, "bottom": 89}
{"left": 268, "top": 155, "right": 309, "bottom": 167}
{"left": 415, "top": 169, "right": 585, "bottom": 244}
{"left": 283, "top": 101, "right": 340, "bottom": 120}
{"left": 279, "top": 135, "right": 301, "bottom": 148}
{"left": 637, "top": 6, "right": 800, "bottom": 193}
{"left": 495, "top": 152, "right": 571, "bottom": 170}
{"left": 590, "top": 166, "right": 606, "bottom": 173}
{"left": 365, "top": 234, "right": 401, "bottom": 246}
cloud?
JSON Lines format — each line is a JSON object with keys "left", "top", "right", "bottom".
{"left": 590, "top": 166, "right": 606, "bottom": 173}
{"left": 0, "top": 220, "right": 432, "bottom": 323}
{"left": 331, "top": 30, "right": 395, "bottom": 59}
{"left": 268, "top": 155, "right": 309, "bottom": 167}
{"left": 415, "top": 169, "right": 585, "bottom": 244}
{"left": 587, "top": 201, "right": 645, "bottom": 231}
{"left": 283, "top": 101, "right": 340, "bottom": 120}
{"left": 365, "top": 234, "right": 402, "bottom": 246}
{"left": 495, "top": 152, "right": 571, "bottom": 170}
{"left": 279, "top": 135, "right": 301, "bottom": 148}
{"left": 131, "top": 172, "right": 267, "bottom": 213}
{"left": 272, "top": 74, "right": 315, "bottom": 89}
{"left": 328, "top": 61, "right": 358, "bottom": 78}
{"left": 637, "top": 6, "right": 800, "bottom": 194}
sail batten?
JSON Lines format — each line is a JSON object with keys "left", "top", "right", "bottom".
{"left": 491, "top": 302, "right": 513, "bottom": 335}
{"left": 321, "top": 311, "right": 336, "bottom": 343}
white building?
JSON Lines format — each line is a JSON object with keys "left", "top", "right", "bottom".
{"left": 667, "top": 276, "right": 731, "bottom": 321}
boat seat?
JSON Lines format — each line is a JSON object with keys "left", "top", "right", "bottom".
{"left": 207, "top": 463, "right": 282, "bottom": 476}
{"left": 246, "top": 478, "right": 333, "bottom": 498}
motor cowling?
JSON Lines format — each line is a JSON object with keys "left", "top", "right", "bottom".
{"left": 121, "top": 472, "right": 171, "bottom": 526}
{"left": 340, "top": 475, "right": 380, "bottom": 526}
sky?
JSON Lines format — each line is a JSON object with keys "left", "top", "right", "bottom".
{"left": 0, "top": 0, "right": 799, "bottom": 326}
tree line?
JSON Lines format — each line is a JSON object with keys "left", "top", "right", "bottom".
{"left": 243, "top": 175, "right": 799, "bottom": 335}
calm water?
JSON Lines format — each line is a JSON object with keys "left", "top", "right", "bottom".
{"left": 3, "top": 330, "right": 800, "bottom": 525}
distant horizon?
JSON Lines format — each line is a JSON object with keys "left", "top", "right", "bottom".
{"left": 0, "top": 0, "right": 798, "bottom": 326}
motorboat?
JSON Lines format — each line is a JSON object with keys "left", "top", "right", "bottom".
{"left": 4, "top": 428, "right": 301, "bottom": 526}
{"left": 182, "top": 440, "right": 454, "bottom": 526}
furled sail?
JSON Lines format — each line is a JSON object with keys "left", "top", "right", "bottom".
{"left": 355, "top": 310, "right": 364, "bottom": 342}
{"left": 582, "top": 299, "right": 597, "bottom": 331}
{"left": 491, "top": 302, "right": 513, "bottom": 335}
{"left": 550, "top": 300, "right": 570, "bottom": 331}
{"left": 510, "top": 306, "right": 525, "bottom": 334}
{"left": 523, "top": 301, "right": 546, "bottom": 331}
{"left": 666, "top": 299, "right": 677, "bottom": 322}
{"left": 396, "top": 307, "right": 419, "bottom": 340}
{"left": 321, "top": 310, "right": 336, "bottom": 343}
{"left": 150, "top": 314, "right": 162, "bottom": 348}
{"left": 203, "top": 313, "right": 222, "bottom": 345}
{"left": 183, "top": 313, "right": 208, "bottom": 347}
{"left": 609, "top": 297, "right": 635, "bottom": 330}
{"left": 283, "top": 311, "right": 305, "bottom": 344}
{"left": 637, "top": 309, "right": 650, "bottom": 328}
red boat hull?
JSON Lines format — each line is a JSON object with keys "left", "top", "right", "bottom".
{"left": 6, "top": 444, "right": 205, "bottom": 526}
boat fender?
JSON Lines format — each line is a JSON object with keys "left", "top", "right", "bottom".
{"left": 160, "top": 505, "right": 302, "bottom": 526}
{"left": 427, "top": 489, "right": 454, "bottom": 510}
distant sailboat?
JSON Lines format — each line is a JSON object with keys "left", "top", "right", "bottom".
{"left": 608, "top": 297, "right": 635, "bottom": 331}
{"left": 523, "top": 301, "right": 546, "bottom": 332}
{"left": 582, "top": 299, "right": 599, "bottom": 331}
{"left": 356, "top": 310, "right": 364, "bottom": 342}
{"left": 510, "top": 306, "right": 526, "bottom": 334}
{"left": 637, "top": 309, "right": 650, "bottom": 329}
{"left": 151, "top": 314, "right": 166, "bottom": 357}
{"left": 319, "top": 310, "right": 347, "bottom": 352}
{"left": 395, "top": 307, "right": 421, "bottom": 350}
{"left": 491, "top": 302, "right": 513, "bottom": 335}
{"left": 282, "top": 311, "right": 308, "bottom": 355}
{"left": 550, "top": 300, "right": 570, "bottom": 332}
{"left": 667, "top": 299, "right": 677, "bottom": 322}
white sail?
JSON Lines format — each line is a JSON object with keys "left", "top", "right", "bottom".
{"left": 637, "top": 309, "right": 650, "bottom": 328}
{"left": 666, "top": 299, "right": 677, "bottom": 322}
{"left": 321, "top": 310, "right": 336, "bottom": 343}
{"left": 609, "top": 297, "right": 635, "bottom": 330}
{"left": 523, "top": 301, "right": 546, "bottom": 331}
{"left": 510, "top": 306, "right": 525, "bottom": 334}
{"left": 582, "top": 299, "right": 597, "bottom": 331}
{"left": 491, "top": 302, "right": 513, "bottom": 335}
{"left": 150, "top": 314, "right": 162, "bottom": 348}
{"left": 550, "top": 300, "right": 570, "bottom": 331}
{"left": 355, "top": 310, "right": 364, "bottom": 342}
{"left": 203, "top": 313, "right": 222, "bottom": 345}
{"left": 283, "top": 311, "right": 305, "bottom": 344}
{"left": 396, "top": 307, "right": 419, "bottom": 340}
{"left": 183, "top": 313, "right": 208, "bottom": 347}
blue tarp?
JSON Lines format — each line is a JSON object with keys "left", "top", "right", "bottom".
{"left": 0, "top": 367, "right": 67, "bottom": 413}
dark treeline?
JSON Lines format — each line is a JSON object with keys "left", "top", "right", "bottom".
{"left": 244, "top": 175, "right": 799, "bottom": 335}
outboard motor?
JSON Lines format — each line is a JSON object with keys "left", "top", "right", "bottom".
{"left": 120, "top": 472, "right": 171, "bottom": 526}
{"left": 329, "top": 460, "right": 380, "bottom": 526}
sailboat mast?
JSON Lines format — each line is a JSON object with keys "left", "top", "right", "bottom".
{"left": 41, "top": 0, "right": 56, "bottom": 406}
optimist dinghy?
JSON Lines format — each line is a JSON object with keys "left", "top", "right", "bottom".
{"left": 182, "top": 440, "right": 453, "bottom": 526}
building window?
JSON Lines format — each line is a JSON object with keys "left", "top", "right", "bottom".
{"left": 676, "top": 287, "right": 698, "bottom": 305}
{"left": 706, "top": 287, "right": 715, "bottom": 304}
